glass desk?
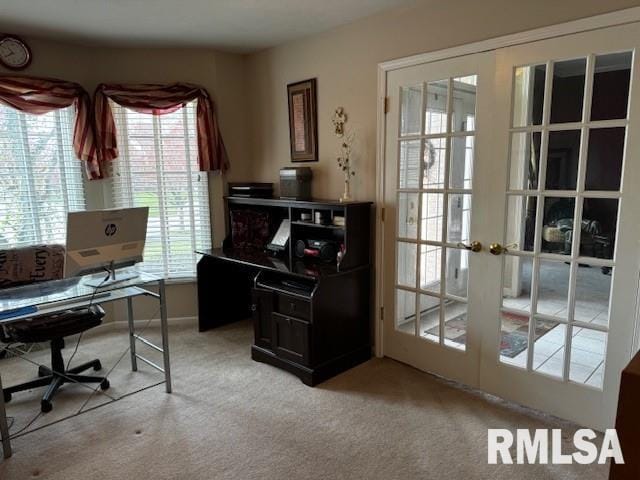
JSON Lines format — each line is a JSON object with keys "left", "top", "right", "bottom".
{"left": 0, "top": 270, "right": 171, "bottom": 459}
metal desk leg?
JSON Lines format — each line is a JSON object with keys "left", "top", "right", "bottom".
{"left": 159, "top": 279, "right": 172, "bottom": 393}
{"left": 0, "top": 373, "right": 12, "bottom": 458}
{"left": 127, "top": 297, "right": 138, "bottom": 372}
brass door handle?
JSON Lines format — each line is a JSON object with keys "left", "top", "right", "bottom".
{"left": 489, "top": 242, "right": 518, "bottom": 255}
{"left": 489, "top": 243, "right": 506, "bottom": 255}
{"left": 457, "top": 241, "right": 482, "bottom": 253}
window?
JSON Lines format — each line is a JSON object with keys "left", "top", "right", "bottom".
{"left": 110, "top": 100, "right": 212, "bottom": 278}
{"left": 0, "top": 105, "right": 86, "bottom": 249}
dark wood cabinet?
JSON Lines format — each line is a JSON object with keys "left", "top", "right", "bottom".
{"left": 610, "top": 349, "right": 640, "bottom": 479}
{"left": 251, "top": 287, "right": 274, "bottom": 349}
{"left": 274, "top": 293, "right": 310, "bottom": 320}
{"left": 271, "top": 312, "right": 310, "bottom": 366}
{"left": 197, "top": 197, "right": 372, "bottom": 386}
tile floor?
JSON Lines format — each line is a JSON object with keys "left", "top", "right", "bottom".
{"left": 501, "top": 322, "right": 605, "bottom": 388}
{"left": 396, "top": 262, "right": 610, "bottom": 388}
{"left": 500, "top": 261, "right": 609, "bottom": 387}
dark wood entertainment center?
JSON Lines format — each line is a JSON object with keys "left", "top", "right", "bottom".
{"left": 197, "top": 196, "right": 372, "bottom": 386}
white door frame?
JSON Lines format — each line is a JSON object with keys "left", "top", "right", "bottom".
{"left": 375, "top": 6, "right": 640, "bottom": 358}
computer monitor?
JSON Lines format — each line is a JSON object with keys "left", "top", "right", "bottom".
{"left": 65, "top": 207, "right": 149, "bottom": 286}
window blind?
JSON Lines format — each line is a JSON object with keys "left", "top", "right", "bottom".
{"left": 110, "top": 100, "right": 212, "bottom": 279}
{"left": 0, "top": 105, "right": 86, "bottom": 249}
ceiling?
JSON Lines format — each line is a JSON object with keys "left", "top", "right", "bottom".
{"left": 0, "top": 0, "right": 415, "bottom": 53}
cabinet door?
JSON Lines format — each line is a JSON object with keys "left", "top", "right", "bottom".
{"left": 272, "top": 312, "right": 310, "bottom": 366}
{"left": 252, "top": 288, "right": 274, "bottom": 349}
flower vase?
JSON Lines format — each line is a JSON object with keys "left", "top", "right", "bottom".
{"left": 340, "top": 174, "right": 352, "bottom": 203}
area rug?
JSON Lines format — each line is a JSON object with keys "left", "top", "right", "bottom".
{"left": 424, "top": 311, "right": 553, "bottom": 357}
{"left": 424, "top": 313, "right": 468, "bottom": 347}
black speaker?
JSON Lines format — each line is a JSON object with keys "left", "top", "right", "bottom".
{"left": 294, "top": 239, "right": 337, "bottom": 263}
{"left": 294, "top": 239, "right": 307, "bottom": 258}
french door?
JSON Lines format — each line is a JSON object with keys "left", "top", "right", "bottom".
{"left": 383, "top": 52, "right": 496, "bottom": 386}
{"left": 382, "top": 22, "right": 640, "bottom": 430}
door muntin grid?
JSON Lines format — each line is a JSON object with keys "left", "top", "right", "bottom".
{"left": 498, "top": 51, "right": 633, "bottom": 388}
{"left": 395, "top": 75, "right": 478, "bottom": 351}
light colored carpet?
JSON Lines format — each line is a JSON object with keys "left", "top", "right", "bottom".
{"left": 0, "top": 319, "right": 608, "bottom": 480}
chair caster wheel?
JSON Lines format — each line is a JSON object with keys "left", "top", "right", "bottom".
{"left": 93, "top": 361, "right": 102, "bottom": 371}
{"left": 100, "top": 379, "right": 110, "bottom": 391}
{"left": 3, "top": 391, "right": 11, "bottom": 403}
{"left": 38, "top": 366, "right": 49, "bottom": 377}
{"left": 41, "top": 400, "right": 52, "bottom": 413}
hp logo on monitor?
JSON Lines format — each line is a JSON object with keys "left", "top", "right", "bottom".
{"left": 105, "top": 223, "right": 118, "bottom": 236}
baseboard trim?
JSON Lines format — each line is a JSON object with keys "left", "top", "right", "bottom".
{"left": 79, "top": 316, "right": 197, "bottom": 338}
{"left": 112, "top": 315, "right": 197, "bottom": 328}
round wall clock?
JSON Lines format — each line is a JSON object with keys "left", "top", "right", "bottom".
{"left": 0, "top": 35, "right": 32, "bottom": 70}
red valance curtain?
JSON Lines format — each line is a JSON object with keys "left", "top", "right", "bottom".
{"left": 0, "top": 76, "right": 101, "bottom": 179}
{"left": 94, "top": 83, "right": 229, "bottom": 173}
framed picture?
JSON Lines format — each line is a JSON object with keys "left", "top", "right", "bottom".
{"left": 287, "top": 78, "right": 318, "bottom": 162}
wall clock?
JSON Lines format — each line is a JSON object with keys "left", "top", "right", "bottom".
{"left": 0, "top": 35, "right": 32, "bottom": 70}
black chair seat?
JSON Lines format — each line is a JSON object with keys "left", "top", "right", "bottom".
{"left": 3, "top": 305, "right": 105, "bottom": 344}
{"left": 2, "top": 304, "right": 109, "bottom": 413}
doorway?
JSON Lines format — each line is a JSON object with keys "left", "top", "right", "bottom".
{"left": 380, "top": 21, "right": 640, "bottom": 430}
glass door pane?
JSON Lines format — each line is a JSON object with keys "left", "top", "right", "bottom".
{"left": 498, "top": 51, "right": 630, "bottom": 389}
{"left": 394, "top": 74, "right": 478, "bottom": 352}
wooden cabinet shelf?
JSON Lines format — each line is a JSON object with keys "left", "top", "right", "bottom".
{"left": 290, "top": 221, "right": 345, "bottom": 230}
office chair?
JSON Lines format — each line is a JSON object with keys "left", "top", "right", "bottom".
{"left": 0, "top": 245, "right": 110, "bottom": 413}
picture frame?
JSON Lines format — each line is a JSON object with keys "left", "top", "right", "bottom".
{"left": 287, "top": 78, "right": 318, "bottom": 162}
